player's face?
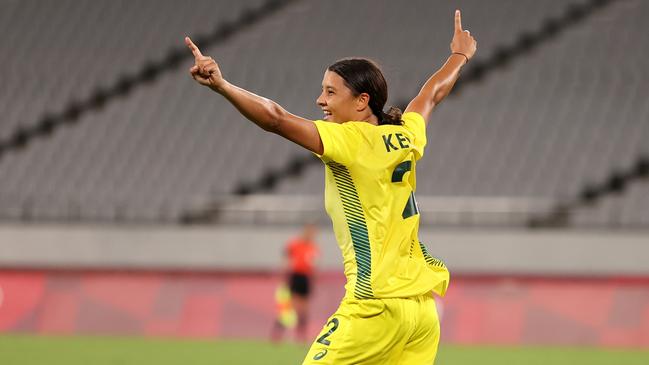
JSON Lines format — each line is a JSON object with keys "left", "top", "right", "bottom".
{"left": 317, "top": 71, "right": 359, "bottom": 123}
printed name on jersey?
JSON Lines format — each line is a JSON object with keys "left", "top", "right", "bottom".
{"left": 382, "top": 133, "right": 411, "bottom": 152}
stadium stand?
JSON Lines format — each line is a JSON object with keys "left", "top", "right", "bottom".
{"left": 274, "top": 0, "right": 649, "bottom": 227}
{"left": 276, "top": 0, "right": 649, "bottom": 198}
{"left": 0, "top": 0, "right": 282, "bottom": 221}
{"left": 0, "top": 0, "right": 646, "bottom": 227}
{"left": 572, "top": 181, "right": 649, "bottom": 227}
{"left": 0, "top": 0, "right": 267, "bottom": 140}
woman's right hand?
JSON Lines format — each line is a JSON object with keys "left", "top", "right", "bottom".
{"left": 450, "top": 10, "right": 477, "bottom": 61}
{"left": 185, "top": 36, "right": 226, "bottom": 91}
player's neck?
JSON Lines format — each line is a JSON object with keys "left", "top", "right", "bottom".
{"left": 357, "top": 112, "right": 379, "bottom": 126}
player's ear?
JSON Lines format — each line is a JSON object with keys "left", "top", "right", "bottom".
{"left": 356, "top": 92, "right": 370, "bottom": 112}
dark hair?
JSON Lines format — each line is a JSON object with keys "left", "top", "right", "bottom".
{"left": 327, "top": 58, "right": 403, "bottom": 126}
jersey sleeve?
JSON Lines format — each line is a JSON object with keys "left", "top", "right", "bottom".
{"left": 313, "top": 120, "right": 362, "bottom": 165}
{"left": 401, "top": 112, "right": 427, "bottom": 160}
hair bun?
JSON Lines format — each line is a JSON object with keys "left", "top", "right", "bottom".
{"left": 380, "top": 106, "right": 403, "bottom": 125}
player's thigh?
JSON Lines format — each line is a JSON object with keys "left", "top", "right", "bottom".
{"left": 397, "top": 296, "right": 440, "bottom": 365}
{"left": 302, "top": 299, "right": 404, "bottom": 365}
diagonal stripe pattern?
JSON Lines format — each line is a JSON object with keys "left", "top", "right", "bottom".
{"left": 327, "top": 162, "right": 373, "bottom": 299}
{"left": 419, "top": 241, "right": 446, "bottom": 268}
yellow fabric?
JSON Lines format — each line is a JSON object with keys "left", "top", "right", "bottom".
{"left": 275, "top": 284, "right": 297, "bottom": 328}
{"left": 314, "top": 112, "right": 449, "bottom": 300}
{"left": 302, "top": 295, "right": 440, "bottom": 364}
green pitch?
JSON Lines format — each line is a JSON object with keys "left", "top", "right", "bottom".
{"left": 0, "top": 335, "right": 647, "bottom": 365}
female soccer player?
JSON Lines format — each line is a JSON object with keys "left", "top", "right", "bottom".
{"left": 186, "top": 9, "right": 476, "bottom": 364}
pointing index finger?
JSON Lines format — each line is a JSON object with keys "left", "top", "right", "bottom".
{"left": 185, "top": 36, "right": 203, "bottom": 58}
{"left": 454, "top": 9, "right": 462, "bottom": 33}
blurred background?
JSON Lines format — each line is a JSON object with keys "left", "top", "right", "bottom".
{"left": 0, "top": 0, "right": 648, "bottom": 364}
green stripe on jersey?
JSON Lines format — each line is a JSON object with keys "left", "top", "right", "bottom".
{"left": 419, "top": 241, "right": 446, "bottom": 268}
{"left": 328, "top": 162, "right": 373, "bottom": 299}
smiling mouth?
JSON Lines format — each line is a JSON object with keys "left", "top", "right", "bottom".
{"left": 322, "top": 110, "right": 332, "bottom": 119}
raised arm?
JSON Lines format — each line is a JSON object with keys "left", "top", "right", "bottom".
{"left": 405, "top": 10, "right": 477, "bottom": 123}
{"left": 185, "top": 37, "right": 323, "bottom": 154}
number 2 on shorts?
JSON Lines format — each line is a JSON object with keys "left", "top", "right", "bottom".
{"left": 316, "top": 318, "right": 340, "bottom": 346}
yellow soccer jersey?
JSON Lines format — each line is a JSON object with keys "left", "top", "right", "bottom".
{"left": 314, "top": 112, "right": 449, "bottom": 300}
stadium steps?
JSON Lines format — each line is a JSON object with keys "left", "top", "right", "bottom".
{"left": 1, "top": 0, "right": 646, "bottom": 227}
{"left": 532, "top": 155, "right": 649, "bottom": 228}
{"left": 0, "top": 0, "right": 297, "bottom": 222}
